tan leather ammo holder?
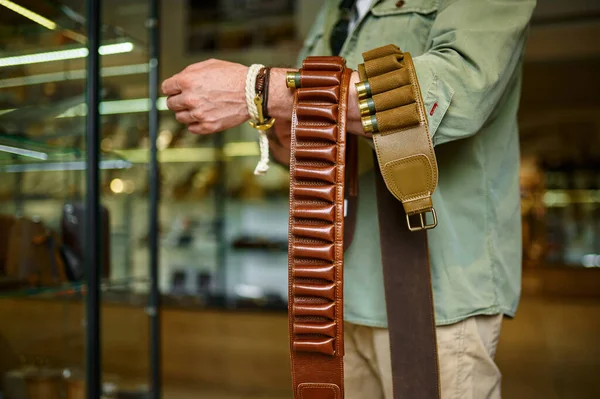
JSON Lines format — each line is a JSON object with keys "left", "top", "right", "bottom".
{"left": 356, "top": 44, "right": 439, "bottom": 231}
{"left": 286, "top": 56, "right": 352, "bottom": 399}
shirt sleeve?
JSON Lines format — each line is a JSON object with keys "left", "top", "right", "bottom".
{"left": 296, "top": 3, "right": 330, "bottom": 67}
{"left": 412, "top": 0, "right": 537, "bottom": 146}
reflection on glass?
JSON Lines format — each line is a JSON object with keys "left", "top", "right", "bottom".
{"left": 0, "top": 1, "right": 93, "bottom": 396}
{"left": 0, "top": 0, "right": 152, "bottom": 396}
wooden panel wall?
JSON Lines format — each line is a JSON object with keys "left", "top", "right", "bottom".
{"left": 1, "top": 291, "right": 599, "bottom": 398}
{"left": 0, "top": 299, "right": 291, "bottom": 393}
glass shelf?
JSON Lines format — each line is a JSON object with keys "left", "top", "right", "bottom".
{"left": 0, "top": 279, "right": 288, "bottom": 312}
{"left": 0, "top": 156, "right": 132, "bottom": 173}
{"left": 0, "top": 134, "right": 132, "bottom": 172}
{"left": 0, "top": 95, "right": 86, "bottom": 127}
{"left": 0, "top": 275, "right": 149, "bottom": 299}
{"left": 0, "top": 134, "right": 79, "bottom": 161}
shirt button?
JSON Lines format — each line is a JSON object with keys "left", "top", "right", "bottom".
{"left": 396, "top": 0, "right": 405, "bottom": 7}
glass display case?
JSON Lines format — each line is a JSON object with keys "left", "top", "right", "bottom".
{"left": 0, "top": 0, "right": 307, "bottom": 397}
{"left": 0, "top": 0, "right": 153, "bottom": 397}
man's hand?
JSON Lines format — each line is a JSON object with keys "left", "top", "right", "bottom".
{"left": 162, "top": 59, "right": 365, "bottom": 140}
{"left": 162, "top": 59, "right": 249, "bottom": 135}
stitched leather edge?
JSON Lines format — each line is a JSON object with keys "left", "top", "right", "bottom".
{"left": 405, "top": 53, "right": 438, "bottom": 188}
{"left": 382, "top": 154, "right": 433, "bottom": 200}
{"left": 288, "top": 89, "right": 300, "bottom": 392}
{"left": 297, "top": 383, "right": 341, "bottom": 399}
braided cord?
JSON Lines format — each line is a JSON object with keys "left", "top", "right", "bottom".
{"left": 245, "top": 64, "right": 270, "bottom": 175}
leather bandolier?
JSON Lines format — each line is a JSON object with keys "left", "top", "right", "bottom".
{"left": 287, "top": 55, "right": 352, "bottom": 399}
{"left": 287, "top": 44, "right": 440, "bottom": 399}
{"left": 358, "top": 44, "right": 441, "bottom": 399}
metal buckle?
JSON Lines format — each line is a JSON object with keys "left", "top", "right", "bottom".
{"left": 406, "top": 208, "right": 437, "bottom": 232}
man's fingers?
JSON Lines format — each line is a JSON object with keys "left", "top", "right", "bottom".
{"left": 161, "top": 75, "right": 182, "bottom": 95}
{"left": 188, "top": 122, "right": 207, "bottom": 135}
{"left": 175, "top": 110, "right": 198, "bottom": 125}
{"left": 166, "top": 94, "right": 187, "bottom": 112}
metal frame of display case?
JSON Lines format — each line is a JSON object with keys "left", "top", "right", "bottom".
{"left": 85, "top": 0, "right": 102, "bottom": 397}
{"left": 148, "top": 0, "right": 162, "bottom": 397}
{"left": 84, "top": 0, "right": 162, "bottom": 397}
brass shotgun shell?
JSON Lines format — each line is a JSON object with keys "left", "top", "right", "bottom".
{"left": 358, "top": 98, "right": 376, "bottom": 117}
{"left": 355, "top": 81, "right": 371, "bottom": 100}
{"left": 286, "top": 71, "right": 300, "bottom": 89}
{"left": 361, "top": 114, "right": 379, "bottom": 134}
{"left": 358, "top": 99, "right": 370, "bottom": 117}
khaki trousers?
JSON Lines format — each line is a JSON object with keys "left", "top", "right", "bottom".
{"left": 344, "top": 314, "right": 503, "bottom": 399}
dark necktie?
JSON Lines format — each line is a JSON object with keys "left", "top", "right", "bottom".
{"left": 329, "top": 0, "right": 358, "bottom": 56}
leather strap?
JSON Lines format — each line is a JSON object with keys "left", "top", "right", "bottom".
{"left": 374, "top": 158, "right": 441, "bottom": 399}
{"left": 288, "top": 56, "right": 351, "bottom": 399}
{"left": 358, "top": 44, "right": 441, "bottom": 399}
{"left": 343, "top": 134, "right": 358, "bottom": 251}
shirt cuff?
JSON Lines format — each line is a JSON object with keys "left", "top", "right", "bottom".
{"left": 412, "top": 56, "right": 455, "bottom": 145}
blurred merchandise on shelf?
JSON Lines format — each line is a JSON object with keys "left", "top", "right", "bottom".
{"left": 60, "top": 203, "right": 111, "bottom": 281}
{"left": 2, "top": 215, "right": 67, "bottom": 290}
{"left": 0, "top": 204, "right": 112, "bottom": 293}
{"left": 186, "top": 0, "right": 296, "bottom": 52}
{"left": 2, "top": 364, "right": 127, "bottom": 399}
{"left": 520, "top": 157, "right": 600, "bottom": 269}
{"left": 520, "top": 156, "right": 546, "bottom": 269}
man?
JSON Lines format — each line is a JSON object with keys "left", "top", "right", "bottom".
{"left": 162, "top": 0, "right": 537, "bottom": 397}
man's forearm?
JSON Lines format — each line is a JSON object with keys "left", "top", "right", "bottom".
{"left": 161, "top": 60, "right": 367, "bottom": 147}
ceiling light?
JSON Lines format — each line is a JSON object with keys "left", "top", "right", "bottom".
{"left": 110, "top": 178, "right": 125, "bottom": 193}
{"left": 0, "top": 42, "right": 134, "bottom": 68}
{"left": 98, "top": 42, "right": 134, "bottom": 55}
{"left": 0, "top": 0, "right": 57, "bottom": 30}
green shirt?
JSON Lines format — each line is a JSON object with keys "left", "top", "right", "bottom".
{"left": 298, "top": 0, "right": 537, "bottom": 327}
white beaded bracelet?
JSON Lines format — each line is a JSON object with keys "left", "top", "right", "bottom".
{"left": 245, "top": 64, "right": 271, "bottom": 175}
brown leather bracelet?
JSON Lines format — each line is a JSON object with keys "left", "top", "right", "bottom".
{"left": 255, "top": 67, "right": 271, "bottom": 119}
{"left": 263, "top": 67, "right": 271, "bottom": 119}
{"left": 255, "top": 67, "right": 266, "bottom": 93}
{"left": 288, "top": 55, "right": 351, "bottom": 399}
